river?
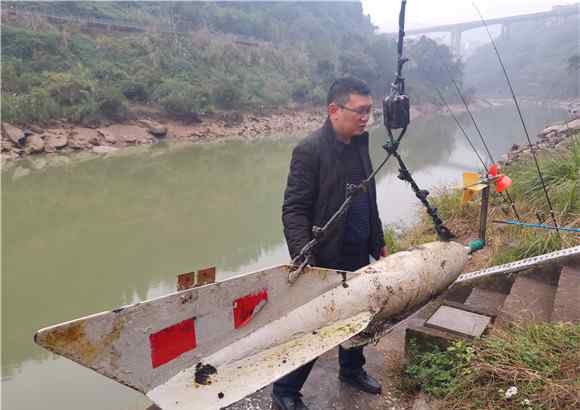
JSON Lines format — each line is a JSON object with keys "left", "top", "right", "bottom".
{"left": 1, "top": 103, "right": 568, "bottom": 410}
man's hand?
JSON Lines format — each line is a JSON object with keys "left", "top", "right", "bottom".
{"left": 380, "top": 246, "right": 389, "bottom": 258}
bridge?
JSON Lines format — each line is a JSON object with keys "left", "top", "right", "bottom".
{"left": 401, "top": 4, "right": 579, "bottom": 55}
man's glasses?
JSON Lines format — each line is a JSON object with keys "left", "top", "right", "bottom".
{"left": 337, "top": 104, "right": 372, "bottom": 116}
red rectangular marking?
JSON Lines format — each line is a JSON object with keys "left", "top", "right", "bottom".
{"left": 150, "top": 318, "right": 197, "bottom": 368}
{"left": 233, "top": 289, "right": 268, "bottom": 329}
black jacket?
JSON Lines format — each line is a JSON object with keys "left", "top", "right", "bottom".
{"left": 282, "top": 118, "right": 385, "bottom": 269}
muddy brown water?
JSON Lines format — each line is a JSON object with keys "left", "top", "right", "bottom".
{"left": 1, "top": 104, "right": 568, "bottom": 410}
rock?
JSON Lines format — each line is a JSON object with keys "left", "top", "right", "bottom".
{"left": 98, "top": 129, "right": 118, "bottom": 144}
{"left": 139, "top": 120, "right": 168, "bottom": 137}
{"left": 123, "top": 133, "right": 137, "bottom": 143}
{"left": 45, "top": 133, "right": 68, "bottom": 152}
{"left": 567, "top": 119, "right": 580, "bottom": 131}
{"left": 29, "top": 125, "right": 44, "bottom": 134}
{"left": 98, "top": 125, "right": 151, "bottom": 145}
{"left": 2, "top": 122, "right": 25, "bottom": 145}
{"left": 540, "top": 124, "right": 567, "bottom": 135}
{"left": 92, "top": 146, "right": 119, "bottom": 154}
{"left": 24, "top": 134, "right": 45, "bottom": 154}
{"left": 510, "top": 144, "right": 520, "bottom": 151}
{"left": 1, "top": 137, "right": 14, "bottom": 152}
{"left": 149, "top": 125, "right": 167, "bottom": 137}
{"left": 68, "top": 129, "right": 100, "bottom": 149}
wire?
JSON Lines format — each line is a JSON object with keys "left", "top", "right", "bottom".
{"left": 474, "top": 2, "right": 561, "bottom": 240}
{"left": 425, "top": 55, "right": 522, "bottom": 220}
{"left": 434, "top": 87, "right": 487, "bottom": 169}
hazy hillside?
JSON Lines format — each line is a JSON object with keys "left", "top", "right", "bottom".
{"left": 464, "top": 13, "right": 579, "bottom": 99}
{"left": 1, "top": 1, "right": 462, "bottom": 125}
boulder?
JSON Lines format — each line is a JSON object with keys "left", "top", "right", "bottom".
{"left": 99, "top": 125, "right": 151, "bottom": 145}
{"left": 29, "top": 125, "right": 44, "bottom": 134}
{"left": 139, "top": 120, "right": 168, "bottom": 137}
{"left": 24, "top": 134, "right": 45, "bottom": 154}
{"left": 2, "top": 137, "right": 14, "bottom": 152}
{"left": 540, "top": 124, "right": 567, "bottom": 135}
{"left": 123, "top": 133, "right": 137, "bottom": 143}
{"left": 68, "top": 129, "right": 100, "bottom": 149}
{"left": 98, "top": 129, "right": 118, "bottom": 144}
{"left": 45, "top": 133, "right": 68, "bottom": 152}
{"left": 567, "top": 118, "right": 580, "bottom": 131}
{"left": 2, "top": 122, "right": 24, "bottom": 145}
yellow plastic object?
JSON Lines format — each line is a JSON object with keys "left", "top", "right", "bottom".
{"left": 462, "top": 172, "right": 487, "bottom": 204}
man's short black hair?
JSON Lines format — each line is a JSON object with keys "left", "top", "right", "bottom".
{"left": 326, "top": 77, "right": 370, "bottom": 106}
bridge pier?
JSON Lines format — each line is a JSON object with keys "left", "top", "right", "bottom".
{"left": 450, "top": 29, "right": 462, "bottom": 55}
{"left": 501, "top": 23, "right": 512, "bottom": 40}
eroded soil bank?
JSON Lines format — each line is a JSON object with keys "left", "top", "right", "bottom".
{"left": 2, "top": 98, "right": 578, "bottom": 167}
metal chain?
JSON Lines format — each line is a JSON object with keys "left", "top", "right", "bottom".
{"left": 385, "top": 141, "right": 455, "bottom": 241}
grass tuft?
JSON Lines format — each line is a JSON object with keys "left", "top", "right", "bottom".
{"left": 443, "top": 322, "right": 580, "bottom": 410}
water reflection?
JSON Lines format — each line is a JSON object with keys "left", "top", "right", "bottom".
{"left": 1, "top": 104, "right": 568, "bottom": 410}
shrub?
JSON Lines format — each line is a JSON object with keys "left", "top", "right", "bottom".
{"left": 154, "top": 79, "right": 211, "bottom": 117}
{"left": 46, "top": 71, "right": 94, "bottom": 106}
{"left": 213, "top": 79, "right": 244, "bottom": 109}
{"left": 1, "top": 88, "right": 62, "bottom": 124}
{"left": 95, "top": 87, "right": 129, "bottom": 121}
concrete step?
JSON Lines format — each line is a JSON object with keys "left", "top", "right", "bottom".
{"left": 497, "top": 269, "right": 559, "bottom": 324}
{"left": 464, "top": 287, "right": 508, "bottom": 316}
{"left": 551, "top": 262, "right": 580, "bottom": 324}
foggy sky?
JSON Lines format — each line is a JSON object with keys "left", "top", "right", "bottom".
{"left": 361, "top": 0, "right": 578, "bottom": 31}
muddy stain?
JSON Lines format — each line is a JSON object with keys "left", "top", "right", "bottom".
{"left": 35, "top": 317, "right": 125, "bottom": 367}
{"left": 194, "top": 362, "right": 217, "bottom": 385}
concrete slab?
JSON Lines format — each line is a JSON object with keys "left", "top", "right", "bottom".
{"left": 551, "top": 263, "right": 580, "bottom": 323}
{"left": 465, "top": 288, "right": 508, "bottom": 314}
{"left": 498, "top": 271, "right": 558, "bottom": 324}
{"left": 425, "top": 306, "right": 491, "bottom": 338}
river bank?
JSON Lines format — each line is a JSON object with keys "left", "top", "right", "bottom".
{"left": 2, "top": 98, "right": 578, "bottom": 170}
{"left": 0, "top": 107, "right": 327, "bottom": 163}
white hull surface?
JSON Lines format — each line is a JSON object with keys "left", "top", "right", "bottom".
{"left": 35, "top": 241, "right": 470, "bottom": 410}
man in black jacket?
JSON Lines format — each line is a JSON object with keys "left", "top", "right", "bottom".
{"left": 273, "top": 77, "right": 387, "bottom": 410}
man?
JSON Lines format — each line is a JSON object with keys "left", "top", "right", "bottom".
{"left": 274, "top": 77, "right": 387, "bottom": 410}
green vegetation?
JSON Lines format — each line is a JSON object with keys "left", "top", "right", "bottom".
{"left": 465, "top": 16, "right": 579, "bottom": 99}
{"left": 403, "top": 322, "right": 580, "bottom": 409}
{"left": 386, "top": 134, "right": 579, "bottom": 264}
{"left": 1, "top": 1, "right": 462, "bottom": 125}
{"left": 404, "top": 340, "right": 476, "bottom": 397}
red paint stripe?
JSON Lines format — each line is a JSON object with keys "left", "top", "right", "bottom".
{"left": 149, "top": 318, "right": 197, "bottom": 368}
{"left": 233, "top": 289, "right": 268, "bottom": 329}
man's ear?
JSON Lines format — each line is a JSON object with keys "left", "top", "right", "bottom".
{"left": 328, "top": 103, "right": 339, "bottom": 116}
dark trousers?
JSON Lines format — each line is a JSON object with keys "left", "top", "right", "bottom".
{"left": 273, "top": 241, "right": 370, "bottom": 398}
